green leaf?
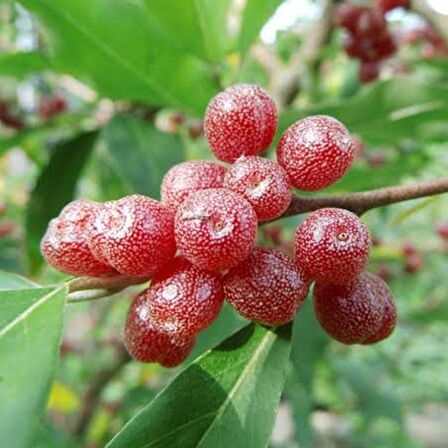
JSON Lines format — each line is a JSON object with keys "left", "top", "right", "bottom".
{"left": 107, "top": 323, "right": 291, "bottom": 448}
{"left": 0, "top": 270, "right": 38, "bottom": 290}
{"left": 239, "top": 0, "right": 282, "bottom": 55}
{"left": 280, "top": 77, "right": 448, "bottom": 145}
{"left": 0, "top": 285, "right": 67, "bottom": 448}
{"left": 17, "top": 0, "right": 217, "bottom": 115}
{"left": 144, "top": 0, "right": 232, "bottom": 63}
{"left": 101, "top": 114, "right": 184, "bottom": 198}
{"left": 25, "top": 131, "right": 98, "bottom": 274}
{"left": 0, "top": 51, "right": 49, "bottom": 79}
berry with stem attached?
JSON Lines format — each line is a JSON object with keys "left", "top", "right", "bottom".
{"left": 88, "top": 195, "right": 176, "bottom": 277}
{"left": 224, "top": 156, "right": 292, "bottom": 222}
{"left": 161, "top": 161, "right": 227, "bottom": 211}
{"left": 204, "top": 84, "right": 277, "bottom": 163}
{"left": 41, "top": 200, "right": 116, "bottom": 277}
{"left": 295, "top": 208, "right": 370, "bottom": 284}
{"left": 148, "top": 256, "right": 225, "bottom": 337}
{"left": 277, "top": 115, "right": 355, "bottom": 191}
{"left": 224, "top": 247, "right": 309, "bottom": 326}
{"left": 313, "top": 271, "right": 387, "bottom": 344}
{"left": 175, "top": 188, "right": 258, "bottom": 272}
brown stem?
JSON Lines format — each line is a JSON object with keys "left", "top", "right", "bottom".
{"left": 281, "top": 177, "right": 448, "bottom": 218}
{"left": 410, "top": 0, "right": 448, "bottom": 43}
{"left": 72, "top": 346, "right": 131, "bottom": 438}
{"left": 68, "top": 274, "right": 149, "bottom": 293}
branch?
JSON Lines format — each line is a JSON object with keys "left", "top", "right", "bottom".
{"left": 281, "top": 177, "right": 448, "bottom": 218}
{"left": 410, "top": 0, "right": 448, "bottom": 43}
{"left": 68, "top": 274, "right": 148, "bottom": 293}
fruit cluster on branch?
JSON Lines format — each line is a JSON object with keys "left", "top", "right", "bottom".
{"left": 42, "top": 83, "right": 448, "bottom": 367}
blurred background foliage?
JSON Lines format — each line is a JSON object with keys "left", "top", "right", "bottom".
{"left": 0, "top": 0, "right": 448, "bottom": 447}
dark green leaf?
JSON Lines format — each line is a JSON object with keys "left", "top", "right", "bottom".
{"left": 144, "top": 0, "right": 232, "bottom": 63}
{"left": 107, "top": 323, "right": 291, "bottom": 448}
{"left": 25, "top": 131, "right": 98, "bottom": 274}
{"left": 0, "top": 285, "right": 67, "bottom": 448}
{"left": 0, "top": 51, "right": 49, "bottom": 79}
{"left": 239, "top": 0, "right": 282, "bottom": 55}
{"left": 101, "top": 114, "right": 184, "bottom": 198}
{"left": 17, "top": 0, "right": 217, "bottom": 115}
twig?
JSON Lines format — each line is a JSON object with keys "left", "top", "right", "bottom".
{"left": 72, "top": 346, "right": 131, "bottom": 438}
{"left": 280, "top": 177, "right": 448, "bottom": 218}
{"left": 68, "top": 274, "right": 148, "bottom": 293}
{"left": 410, "top": 0, "right": 448, "bottom": 43}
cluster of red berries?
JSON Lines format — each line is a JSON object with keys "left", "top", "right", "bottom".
{"left": 38, "top": 95, "right": 67, "bottom": 120}
{"left": 401, "top": 26, "right": 448, "bottom": 60}
{"left": 336, "top": 0, "right": 408, "bottom": 83}
{"left": 42, "top": 83, "right": 397, "bottom": 366}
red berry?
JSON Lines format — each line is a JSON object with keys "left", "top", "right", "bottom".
{"left": 88, "top": 195, "right": 176, "bottom": 277}
{"left": 175, "top": 188, "right": 257, "bottom": 272}
{"left": 0, "top": 220, "right": 15, "bottom": 237}
{"left": 124, "top": 290, "right": 195, "bottom": 365}
{"left": 363, "top": 279, "right": 396, "bottom": 344}
{"left": 224, "top": 248, "right": 309, "bottom": 326}
{"left": 378, "top": 0, "right": 409, "bottom": 13}
{"left": 224, "top": 156, "right": 292, "bottom": 222}
{"left": 359, "top": 61, "right": 380, "bottom": 83}
{"left": 335, "top": 4, "right": 364, "bottom": 32}
{"left": 277, "top": 115, "right": 355, "bottom": 191}
{"left": 354, "top": 9, "right": 386, "bottom": 39}
{"left": 295, "top": 208, "right": 370, "bottom": 284}
{"left": 38, "top": 95, "right": 67, "bottom": 120}
{"left": 41, "top": 200, "right": 116, "bottom": 276}
{"left": 401, "top": 242, "right": 417, "bottom": 257}
{"left": 204, "top": 84, "right": 277, "bottom": 163}
{"left": 313, "top": 271, "right": 386, "bottom": 344}
{"left": 436, "top": 222, "right": 448, "bottom": 240}
{"left": 404, "top": 252, "right": 423, "bottom": 274}
{"left": 148, "top": 256, "right": 224, "bottom": 337}
{"left": 161, "top": 161, "right": 227, "bottom": 211}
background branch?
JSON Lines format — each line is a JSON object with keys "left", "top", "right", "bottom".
{"left": 410, "top": 0, "right": 448, "bottom": 42}
{"left": 281, "top": 177, "right": 448, "bottom": 218}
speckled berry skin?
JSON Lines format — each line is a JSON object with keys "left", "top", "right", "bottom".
{"left": 148, "top": 256, "right": 224, "bottom": 337}
{"left": 175, "top": 188, "right": 258, "bottom": 272}
{"left": 224, "top": 156, "right": 292, "bottom": 222}
{"left": 88, "top": 195, "right": 176, "bottom": 277}
{"left": 313, "top": 272, "right": 386, "bottom": 344}
{"left": 277, "top": 115, "right": 355, "bottom": 191}
{"left": 161, "top": 161, "right": 227, "bottom": 211}
{"left": 41, "top": 200, "right": 115, "bottom": 276}
{"left": 204, "top": 84, "right": 277, "bottom": 163}
{"left": 363, "top": 277, "right": 396, "bottom": 344}
{"left": 124, "top": 289, "right": 195, "bottom": 366}
{"left": 224, "top": 248, "right": 309, "bottom": 326}
{"left": 295, "top": 208, "right": 370, "bottom": 284}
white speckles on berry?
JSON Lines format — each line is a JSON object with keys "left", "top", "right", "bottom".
{"left": 295, "top": 208, "right": 370, "bottom": 284}
{"left": 224, "top": 156, "right": 292, "bottom": 222}
{"left": 224, "top": 247, "right": 309, "bottom": 326}
{"left": 277, "top": 115, "right": 355, "bottom": 191}
{"left": 205, "top": 84, "right": 277, "bottom": 163}
{"left": 175, "top": 188, "right": 258, "bottom": 272}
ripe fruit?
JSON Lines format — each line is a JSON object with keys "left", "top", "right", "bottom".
{"left": 124, "top": 290, "right": 195, "bottom": 365}
{"left": 161, "top": 161, "right": 227, "bottom": 211}
{"left": 313, "top": 271, "right": 386, "bottom": 344}
{"left": 335, "top": 4, "right": 363, "bottom": 32}
{"left": 224, "top": 248, "right": 309, "bottom": 326}
{"left": 378, "top": 0, "right": 409, "bottom": 13}
{"left": 359, "top": 61, "right": 380, "bottom": 83}
{"left": 38, "top": 95, "right": 67, "bottom": 120}
{"left": 295, "top": 208, "right": 370, "bottom": 284}
{"left": 363, "top": 278, "right": 397, "bottom": 344}
{"left": 277, "top": 115, "right": 355, "bottom": 191}
{"left": 88, "top": 195, "right": 176, "bottom": 277}
{"left": 175, "top": 188, "right": 257, "bottom": 272}
{"left": 41, "top": 200, "right": 115, "bottom": 277}
{"left": 224, "top": 156, "right": 292, "bottom": 221}
{"left": 404, "top": 252, "right": 423, "bottom": 274}
{"left": 148, "top": 257, "right": 225, "bottom": 337}
{"left": 204, "top": 84, "right": 277, "bottom": 163}
{"left": 436, "top": 222, "right": 448, "bottom": 240}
